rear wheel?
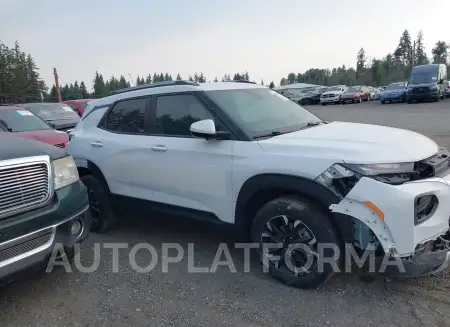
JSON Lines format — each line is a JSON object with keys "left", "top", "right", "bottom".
{"left": 81, "top": 175, "right": 117, "bottom": 233}
{"left": 251, "top": 196, "right": 340, "bottom": 289}
{"left": 381, "top": 100, "right": 385, "bottom": 104}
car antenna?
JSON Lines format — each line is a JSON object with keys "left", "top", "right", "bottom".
{"left": 128, "top": 73, "right": 136, "bottom": 87}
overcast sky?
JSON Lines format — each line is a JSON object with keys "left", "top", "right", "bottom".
{"left": 1, "top": 0, "right": 448, "bottom": 90}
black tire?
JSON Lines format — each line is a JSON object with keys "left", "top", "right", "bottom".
{"left": 321, "top": 103, "right": 326, "bottom": 106}
{"left": 406, "top": 99, "right": 412, "bottom": 104}
{"left": 381, "top": 100, "right": 385, "bottom": 104}
{"left": 251, "top": 196, "right": 340, "bottom": 289}
{"left": 81, "top": 175, "right": 117, "bottom": 233}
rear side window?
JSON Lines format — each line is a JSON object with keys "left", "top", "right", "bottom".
{"left": 105, "top": 98, "right": 146, "bottom": 134}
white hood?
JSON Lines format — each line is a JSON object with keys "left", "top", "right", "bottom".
{"left": 321, "top": 90, "right": 344, "bottom": 96}
{"left": 257, "top": 122, "right": 438, "bottom": 164}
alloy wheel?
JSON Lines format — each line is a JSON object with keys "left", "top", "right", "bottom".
{"left": 260, "top": 215, "right": 318, "bottom": 276}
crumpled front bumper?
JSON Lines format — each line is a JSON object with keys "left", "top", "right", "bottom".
{"left": 330, "top": 174, "right": 450, "bottom": 258}
{"left": 384, "top": 249, "right": 450, "bottom": 278}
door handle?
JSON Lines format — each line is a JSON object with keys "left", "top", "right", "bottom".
{"left": 150, "top": 145, "right": 168, "bottom": 152}
{"left": 91, "top": 141, "right": 103, "bottom": 148}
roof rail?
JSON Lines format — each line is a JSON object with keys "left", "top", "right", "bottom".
{"left": 107, "top": 80, "right": 199, "bottom": 96}
{"left": 226, "top": 80, "right": 256, "bottom": 84}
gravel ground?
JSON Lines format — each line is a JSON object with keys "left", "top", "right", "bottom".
{"left": 2, "top": 99, "right": 450, "bottom": 327}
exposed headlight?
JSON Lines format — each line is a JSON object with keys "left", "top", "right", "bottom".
{"left": 430, "top": 84, "right": 438, "bottom": 91}
{"left": 341, "top": 162, "right": 414, "bottom": 176}
{"left": 53, "top": 156, "right": 79, "bottom": 190}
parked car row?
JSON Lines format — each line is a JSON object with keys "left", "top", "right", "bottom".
{"left": 291, "top": 85, "right": 385, "bottom": 106}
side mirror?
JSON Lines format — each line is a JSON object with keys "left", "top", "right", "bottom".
{"left": 190, "top": 119, "right": 229, "bottom": 140}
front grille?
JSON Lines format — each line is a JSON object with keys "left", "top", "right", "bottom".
{"left": 322, "top": 94, "right": 334, "bottom": 98}
{"left": 0, "top": 162, "right": 50, "bottom": 218}
{"left": 413, "top": 87, "right": 430, "bottom": 94}
{"left": 0, "top": 233, "right": 51, "bottom": 262}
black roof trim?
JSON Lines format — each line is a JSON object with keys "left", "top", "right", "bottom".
{"left": 107, "top": 80, "right": 200, "bottom": 96}
{"left": 225, "top": 80, "right": 256, "bottom": 84}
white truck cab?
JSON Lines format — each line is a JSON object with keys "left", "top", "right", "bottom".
{"left": 320, "top": 85, "right": 347, "bottom": 105}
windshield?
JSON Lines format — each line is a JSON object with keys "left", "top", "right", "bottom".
{"left": 409, "top": 71, "right": 437, "bottom": 85}
{"left": 386, "top": 83, "right": 405, "bottom": 90}
{"left": 347, "top": 87, "right": 360, "bottom": 92}
{"left": 20, "top": 104, "right": 80, "bottom": 121}
{"left": 326, "top": 87, "right": 341, "bottom": 92}
{"left": 0, "top": 109, "right": 51, "bottom": 132}
{"left": 205, "top": 88, "right": 321, "bottom": 137}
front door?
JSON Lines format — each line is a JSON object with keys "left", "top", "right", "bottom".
{"left": 145, "top": 93, "right": 234, "bottom": 222}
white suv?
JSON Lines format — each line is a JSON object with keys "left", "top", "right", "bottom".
{"left": 67, "top": 80, "right": 450, "bottom": 289}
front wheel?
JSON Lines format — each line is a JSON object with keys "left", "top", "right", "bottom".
{"left": 81, "top": 175, "right": 117, "bottom": 233}
{"left": 381, "top": 100, "right": 385, "bottom": 104}
{"left": 251, "top": 196, "right": 340, "bottom": 289}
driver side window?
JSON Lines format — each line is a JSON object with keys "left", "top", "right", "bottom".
{"left": 153, "top": 94, "right": 215, "bottom": 137}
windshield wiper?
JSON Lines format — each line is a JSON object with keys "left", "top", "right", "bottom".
{"left": 305, "top": 121, "right": 322, "bottom": 127}
{"left": 253, "top": 131, "right": 284, "bottom": 139}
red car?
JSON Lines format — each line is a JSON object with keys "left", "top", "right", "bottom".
{"left": 0, "top": 106, "right": 69, "bottom": 148}
{"left": 340, "top": 86, "right": 370, "bottom": 103}
{"left": 62, "top": 99, "right": 94, "bottom": 116}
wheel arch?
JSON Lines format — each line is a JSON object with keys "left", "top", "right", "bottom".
{"left": 74, "top": 158, "right": 111, "bottom": 193}
{"left": 234, "top": 173, "right": 354, "bottom": 242}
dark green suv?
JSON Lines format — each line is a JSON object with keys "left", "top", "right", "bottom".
{"left": 0, "top": 132, "right": 90, "bottom": 281}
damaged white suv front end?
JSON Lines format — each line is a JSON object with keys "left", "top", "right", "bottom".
{"left": 316, "top": 148, "right": 450, "bottom": 278}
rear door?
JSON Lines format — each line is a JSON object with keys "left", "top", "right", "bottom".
{"left": 93, "top": 96, "right": 153, "bottom": 199}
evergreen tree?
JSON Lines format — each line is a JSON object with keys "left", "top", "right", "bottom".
{"left": 213, "top": 77, "right": 218, "bottom": 82}
{"left": 176, "top": 73, "right": 182, "bottom": 80}
{"left": 118, "top": 75, "right": 130, "bottom": 89}
{"left": 269, "top": 81, "right": 275, "bottom": 89}
{"left": 432, "top": 41, "right": 448, "bottom": 64}
{"left": 79, "top": 81, "right": 89, "bottom": 98}
{"left": 414, "top": 31, "right": 428, "bottom": 65}
{"left": 93, "top": 71, "right": 106, "bottom": 97}
{"left": 356, "top": 48, "right": 366, "bottom": 78}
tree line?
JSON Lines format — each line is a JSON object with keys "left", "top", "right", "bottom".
{"left": 0, "top": 41, "right": 47, "bottom": 104}
{"left": 52, "top": 71, "right": 262, "bottom": 101}
{"left": 280, "top": 30, "right": 449, "bottom": 87}
{"left": 1, "top": 30, "right": 449, "bottom": 103}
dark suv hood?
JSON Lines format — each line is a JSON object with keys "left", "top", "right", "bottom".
{"left": 0, "top": 132, "right": 67, "bottom": 161}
